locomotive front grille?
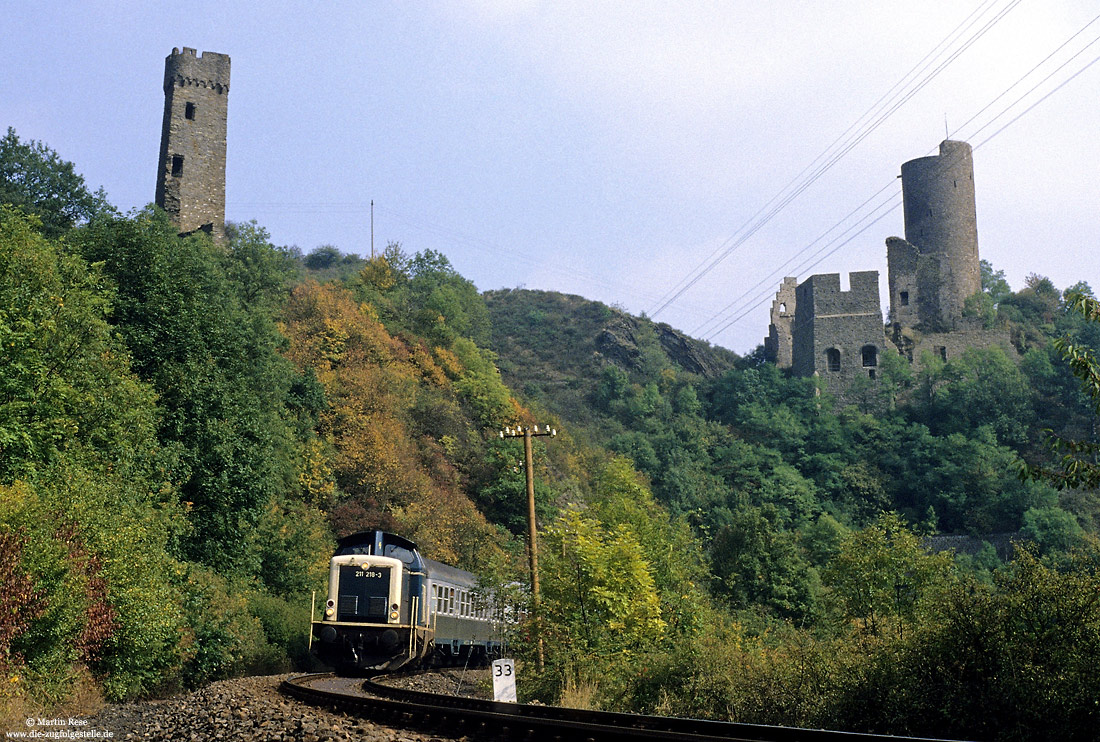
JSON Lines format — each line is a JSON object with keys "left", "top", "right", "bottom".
{"left": 337, "top": 565, "right": 392, "bottom": 622}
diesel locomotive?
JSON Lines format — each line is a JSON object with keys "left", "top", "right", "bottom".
{"left": 311, "top": 530, "right": 505, "bottom": 671}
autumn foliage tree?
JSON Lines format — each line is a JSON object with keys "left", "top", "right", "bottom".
{"left": 280, "top": 279, "right": 503, "bottom": 568}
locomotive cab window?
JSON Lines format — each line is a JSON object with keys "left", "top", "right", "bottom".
{"left": 384, "top": 544, "right": 416, "bottom": 564}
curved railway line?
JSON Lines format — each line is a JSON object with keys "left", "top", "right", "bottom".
{"left": 280, "top": 672, "right": 959, "bottom": 742}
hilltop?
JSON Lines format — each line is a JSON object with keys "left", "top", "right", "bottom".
{"left": 484, "top": 288, "right": 738, "bottom": 433}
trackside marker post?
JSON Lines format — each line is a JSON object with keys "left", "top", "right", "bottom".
{"left": 492, "top": 658, "right": 517, "bottom": 702}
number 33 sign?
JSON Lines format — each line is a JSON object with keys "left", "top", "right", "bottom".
{"left": 492, "top": 658, "right": 517, "bottom": 702}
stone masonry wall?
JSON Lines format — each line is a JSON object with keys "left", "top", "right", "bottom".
{"left": 792, "top": 271, "right": 886, "bottom": 393}
{"left": 765, "top": 276, "right": 798, "bottom": 367}
{"left": 155, "top": 47, "right": 230, "bottom": 242}
{"left": 896, "top": 139, "right": 981, "bottom": 330}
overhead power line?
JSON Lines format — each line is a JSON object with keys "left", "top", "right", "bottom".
{"left": 647, "top": 0, "right": 1024, "bottom": 321}
{"left": 694, "top": 13, "right": 1100, "bottom": 344}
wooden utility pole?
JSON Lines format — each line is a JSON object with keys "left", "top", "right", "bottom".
{"left": 500, "top": 423, "right": 556, "bottom": 670}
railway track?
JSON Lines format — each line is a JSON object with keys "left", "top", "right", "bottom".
{"left": 279, "top": 672, "right": 961, "bottom": 742}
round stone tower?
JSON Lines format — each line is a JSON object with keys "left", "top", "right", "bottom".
{"left": 155, "top": 47, "right": 230, "bottom": 242}
{"left": 899, "top": 139, "right": 980, "bottom": 328}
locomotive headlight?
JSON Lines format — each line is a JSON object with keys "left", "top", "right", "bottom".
{"left": 325, "top": 607, "right": 334, "bottom": 617}
{"left": 389, "top": 610, "right": 399, "bottom": 620}
{"left": 326, "top": 599, "right": 335, "bottom": 608}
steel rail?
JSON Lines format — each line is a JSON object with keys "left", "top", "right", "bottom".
{"left": 280, "top": 672, "right": 961, "bottom": 742}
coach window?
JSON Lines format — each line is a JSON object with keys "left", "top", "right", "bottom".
{"left": 448, "top": 587, "right": 455, "bottom": 615}
{"left": 826, "top": 348, "right": 841, "bottom": 372}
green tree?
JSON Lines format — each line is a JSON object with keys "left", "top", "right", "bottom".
{"left": 912, "top": 346, "right": 1033, "bottom": 447}
{"left": 397, "top": 248, "right": 491, "bottom": 346}
{"left": 710, "top": 505, "right": 819, "bottom": 619}
{"left": 1023, "top": 291, "right": 1100, "bottom": 489}
{"left": 223, "top": 220, "right": 301, "bottom": 310}
{"left": 72, "top": 208, "right": 299, "bottom": 574}
{"left": 586, "top": 457, "right": 710, "bottom": 636}
{"left": 840, "top": 543, "right": 1100, "bottom": 740}
{"left": 0, "top": 207, "right": 154, "bottom": 481}
{"left": 540, "top": 507, "right": 666, "bottom": 661}
{"left": 1020, "top": 506, "right": 1084, "bottom": 555}
{"left": 0, "top": 207, "right": 187, "bottom": 702}
{"left": 823, "top": 512, "right": 954, "bottom": 637}
{"left": 0, "top": 128, "right": 111, "bottom": 238}
{"left": 980, "top": 258, "right": 1012, "bottom": 304}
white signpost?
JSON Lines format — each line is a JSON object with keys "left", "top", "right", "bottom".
{"left": 491, "top": 658, "right": 517, "bottom": 703}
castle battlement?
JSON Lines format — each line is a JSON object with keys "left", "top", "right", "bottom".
{"left": 164, "top": 48, "right": 231, "bottom": 93}
{"left": 790, "top": 271, "right": 884, "bottom": 385}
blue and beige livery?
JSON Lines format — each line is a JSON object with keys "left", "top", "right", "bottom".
{"left": 311, "top": 530, "right": 504, "bottom": 671}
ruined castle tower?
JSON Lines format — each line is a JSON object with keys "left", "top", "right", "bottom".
{"left": 790, "top": 272, "right": 884, "bottom": 390}
{"left": 155, "top": 47, "right": 230, "bottom": 242}
{"left": 887, "top": 140, "right": 980, "bottom": 331}
{"left": 764, "top": 277, "right": 798, "bottom": 367}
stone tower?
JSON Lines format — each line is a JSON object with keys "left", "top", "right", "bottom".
{"left": 887, "top": 140, "right": 980, "bottom": 331}
{"left": 155, "top": 47, "right": 230, "bottom": 242}
{"left": 790, "top": 271, "right": 884, "bottom": 391}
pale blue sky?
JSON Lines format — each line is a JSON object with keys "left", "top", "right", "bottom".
{"left": 5, "top": 1, "right": 1098, "bottom": 352}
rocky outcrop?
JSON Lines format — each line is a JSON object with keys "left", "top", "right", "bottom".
{"left": 595, "top": 314, "right": 731, "bottom": 379}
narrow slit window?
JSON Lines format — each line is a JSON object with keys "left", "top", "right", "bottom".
{"left": 900, "top": 291, "right": 909, "bottom": 306}
{"left": 185, "top": 102, "right": 196, "bottom": 120}
{"left": 171, "top": 155, "right": 184, "bottom": 177}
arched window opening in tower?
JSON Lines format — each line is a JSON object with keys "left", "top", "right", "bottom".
{"left": 862, "top": 345, "right": 878, "bottom": 368}
{"left": 827, "top": 348, "right": 841, "bottom": 372}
